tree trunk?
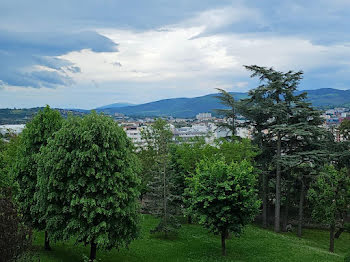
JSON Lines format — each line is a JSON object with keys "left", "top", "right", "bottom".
{"left": 274, "top": 132, "right": 282, "bottom": 233}
{"left": 283, "top": 181, "right": 292, "bottom": 231}
{"left": 221, "top": 230, "right": 226, "bottom": 256}
{"left": 262, "top": 171, "right": 268, "bottom": 228}
{"left": 44, "top": 230, "right": 51, "bottom": 251}
{"left": 329, "top": 224, "right": 335, "bottom": 253}
{"left": 297, "top": 179, "right": 305, "bottom": 238}
{"left": 90, "top": 241, "right": 97, "bottom": 261}
{"left": 187, "top": 215, "right": 192, "bottom": 224}
{"left": 163, "top": 159, "right": 168, "bottom": 237}
{"left": 335, "top": 227, "right": 345, "bottom": 239}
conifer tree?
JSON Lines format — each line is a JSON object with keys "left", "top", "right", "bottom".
{"left": 244, "top": 65, "right": 304, "bottom": 233}
{"left": 280, "top": 101, "right": 330, "bottom": 236}
{"left": 214, "top": 88, "right": 237, "bottom": 140}
{"left": 142, "top": 118, "right": 180, "bottom": 236}
{"left": 238, "top": 94, "right": 274, "bottom": 227}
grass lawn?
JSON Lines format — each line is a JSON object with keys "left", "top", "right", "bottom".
{"left": 32, "top": 215, "right": 349, "bottom": 262}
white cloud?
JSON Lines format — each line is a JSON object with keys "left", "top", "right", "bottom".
{"left": 61, "top": 16, "right": 350, "bottom": 89}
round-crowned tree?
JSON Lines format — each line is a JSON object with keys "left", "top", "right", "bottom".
{"left": 12, "top": 105, "right": 63, "bottom": 250}
{"left": 186, "top": 159, "right": 260, "bottom": 256}
{"left": 38, "top": 112, "right": 140, "bottom": 261}
{"left": 308, "top": 165, "right": 350, "bottom": 253}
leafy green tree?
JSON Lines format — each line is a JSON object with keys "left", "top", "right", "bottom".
{"left": 12, "top": 105, "right": 63, "bottom": 250}
{"left": 217, "top": 138, "right": 258, "bottom": 164}
{"left": 0, "top": 135, "right": 21, "bottom": 189}
{"left": 214, "top": 88, "right": 237, "bottom": 140}
{"left": 186, "top": 159, "right": 260, "bottom": 256}
{"left": 141, "top": 118, "right": 180, "bottom": 236}
{"left": 308, "top": 165, "right": 350, "bottom": 252}
{"left": 244, "top": 65, "right": 304, "bottom": 233}
{"left": 170, "top": 138, "right": 217, "bottom": 223}
{"left": 37, "top": 112, "right": 141, "bottom": 261}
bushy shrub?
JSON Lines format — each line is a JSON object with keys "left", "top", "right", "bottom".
{"left": 344, "top": 253, "right": 350, "bottom": 262}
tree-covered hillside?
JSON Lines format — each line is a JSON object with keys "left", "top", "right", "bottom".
{"left": 97, "top": 88, "right": 350, "bottom": 118}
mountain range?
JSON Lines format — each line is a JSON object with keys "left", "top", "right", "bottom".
{"left": 96, "top": 88, "right": 350, "bottom": 118}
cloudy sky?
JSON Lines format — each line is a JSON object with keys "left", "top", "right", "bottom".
{"left": 1, "top": 0, "right": 350, "bottom": 109}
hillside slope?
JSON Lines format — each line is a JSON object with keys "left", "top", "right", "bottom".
{"left": 97, "top": 88, "right": 350, "bottom": 118}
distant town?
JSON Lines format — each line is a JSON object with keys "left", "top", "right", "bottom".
{"left": 2, "top": 107, "right": 350, "bottom": 144}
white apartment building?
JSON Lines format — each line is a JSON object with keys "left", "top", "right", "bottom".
{"left": 196, "top": 112, "right": 212, "bottom": 121}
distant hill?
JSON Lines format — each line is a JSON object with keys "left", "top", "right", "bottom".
{"left": 97, "top": 88, "right": 350, "bottom": 118}
{"left": 96, "top": 102, "right": 135, "bottom": 110}
{"left": 96, "top": 92, "right": 248, "bottom": 118}
{"left": 2, "top": 88, "right": 350, "bottom": 124}
{"left": 301, "top": 88, "right": 350, "bottom": 108}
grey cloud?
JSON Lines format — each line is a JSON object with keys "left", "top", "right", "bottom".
{"left": 0, "top": 30, "right": 118, "bottom": 88}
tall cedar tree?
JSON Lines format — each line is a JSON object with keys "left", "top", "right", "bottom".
{"left": 214, "top": 88, "right": 237, "bottom": 140}
{"left": 308, "top": 165, "right": 350, "bottom": 252}
{"left": 37, "top": 112, "right": 140, "bottom": 261}
{"left": 244, "top": 65, "right": 304, "bottom": 233}
{"left": 142, "top": 118, "right": 180, "bottom": 236}
{"left": 12, "top": 105, "right": 63, "bottom": 250}
{"left": 187, "top": 159, "right": 260, "bottom": 256}
{"left": 238, "top": 89, "right": 275, "bottom": 228}
{"left": 279, "top": 100, "right": 330, "bottom": 236}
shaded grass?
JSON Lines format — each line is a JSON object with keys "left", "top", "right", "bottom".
{"left": 33, "top": 215, "right": 348, "bottom": 262}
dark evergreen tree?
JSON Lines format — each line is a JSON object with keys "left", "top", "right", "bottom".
{"left": 244, "top": 65, "right": 304, "bottom": 233}
{"left": 280, "top": 101, "right": 331, "bottom": 236}
{"left": 214, "top": 88, "right": 238, "bottom": 140}
{"left": 238, "top": 90, "right": 275, "bottom": 228}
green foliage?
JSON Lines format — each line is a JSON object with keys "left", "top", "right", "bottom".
{"left": 12, "top": 106, "right": 63, "bottom": 230}
{"left": 308, "top": 165, "right": 350, "bottom": 226}
{"left": 141, "top": 118, "right": 180, "bottom": 235}
{"left": 0, "top": 187, "right": 32, "bottom": 262}
{"left": 37, "top": 112, "right": 141, "bottom": 252}
{"left": 216, "top": 138, "right": 259, "bottom": 164}
{"left": 187, "top": 159, "right": 260, "bottom": 237}
{"left": 344, "top": 253, "right": 350, "bottom": 262}
{"left": 214, "top": 88, "right": 237, "bottom": 139}
{"left": 0, "top": 135, "right": 21, "bottom": 189}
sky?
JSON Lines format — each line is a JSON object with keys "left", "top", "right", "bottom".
{"left": 1, "top": 0, "right": 350, "bottom": 109}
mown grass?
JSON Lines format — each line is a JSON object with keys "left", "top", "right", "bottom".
{"left": 32, "top": 215, "right": 349, "bottom": 262}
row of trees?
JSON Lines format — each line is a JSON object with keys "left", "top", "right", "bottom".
{"left": 2, "top": 107, "right": 262, "bottom": 260}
